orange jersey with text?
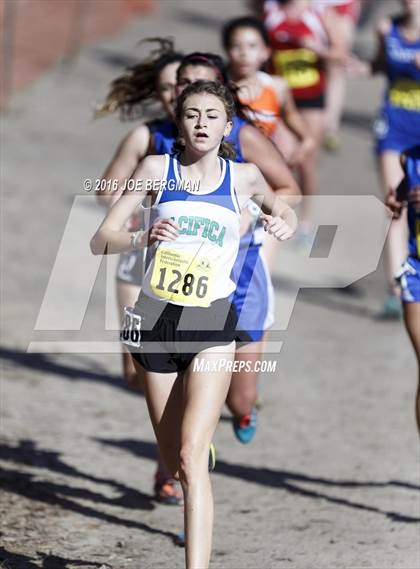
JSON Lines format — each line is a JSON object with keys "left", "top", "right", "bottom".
{"left": 239, "top": 72, "right": 281, "bottom": 137}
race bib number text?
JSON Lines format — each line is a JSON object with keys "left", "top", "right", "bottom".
{"left": 120, "top": 306, "right": 142, "bottom": 347}
{"left": 150, "top": 249, "right": 215, "bottom": 307}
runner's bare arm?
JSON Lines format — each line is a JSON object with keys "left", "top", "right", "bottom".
{"left": 239, "top": 124, "right": 301, "bottom": 206}
{"left": 278, "top": 82, "right": 306, "bottom": 140}
{"left": 309, "top": 9, "right": 348, "bottom": 64}
{"left": 348, "top": 18, "right": 389, "bottom": 77}
{"left": 274, "top": 79, "right": 316, "bottom": 164}
{"left": 95, "top": 124, "right": 151, "bottom": 208}
{"left": 272, "top": 77, "right": 311, "bottom": 143}
{"left": 386, "top": 176, "right": 408, "bottom": 219}
{"left": 370, "top": 19, "right": 390, "bottom": 74}
{"left": 91, "top": 154, "right": 164, "bottom": 255}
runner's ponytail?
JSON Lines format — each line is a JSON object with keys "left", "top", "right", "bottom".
{"left": 95, "top": 38, "right": 183, "bottom": 120}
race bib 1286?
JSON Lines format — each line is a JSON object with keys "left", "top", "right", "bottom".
{"left": 150, "top": 248, "right": 216, "bottom": 307}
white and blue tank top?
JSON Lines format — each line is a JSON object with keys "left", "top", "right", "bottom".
{"left": 148, "top": 115, "right": 264, "bottom": 248}
{"left": 141, "top": 154, "right": 241, "bottom": 306}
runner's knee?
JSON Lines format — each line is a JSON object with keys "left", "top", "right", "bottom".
{"left": 226, "top": 386, "right": 257, "bottom": 416}
{"left": 178, "top": 441, "right": 208, "bottom": 484}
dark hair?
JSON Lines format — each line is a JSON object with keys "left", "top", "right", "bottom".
{"left": 95, "top": 38, "right": 183, "bottom": 120}
{"left": 177, "top": 52, "right": 228, "bottom": 85}
{"left": 222, "top": 16, "right": 270, "bottom": 48}
{"left": 177, "top": 51, "right": 255, "bottom": 124}
{"left": 174, "top": 81, "right": 236, "bottom": 160}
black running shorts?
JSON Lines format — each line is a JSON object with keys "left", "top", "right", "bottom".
{"left": 295, "top": 94, "right": 325, "bottom": 109}
{"left": 128, "top": 293, "right": 238, "bottom": 373}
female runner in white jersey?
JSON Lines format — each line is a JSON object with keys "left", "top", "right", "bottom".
{"left": 91, "top": 81, "right": 296, "bottom": 569}
{"left": 98, "top": 49, "right": 301, "bottom": 453}
{"left": 96, "top": 44, "right": 300, "bottom": 504}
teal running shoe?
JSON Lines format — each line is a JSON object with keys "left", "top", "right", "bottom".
{"left": 378, "top": 295, "right": 402, "bottom": 320}
{"left": 174, "top": 531, "right": 185, "bottom": 547}
{"left": 233, "top": 407, "right": 258, "bottom": 444}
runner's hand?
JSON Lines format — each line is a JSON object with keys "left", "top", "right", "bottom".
{"left": 345, "top": 56, "right": 370, "bottom": 77}
{"left": 288, "top": 136, "right": 316, "bottom": 167}
{"left": 149, "top": 218, "right": 179, "bottom": 244}
{"left": 260, "top": 213, "right": 296, "bottom": 241}
{"left": 385, "top": 189, "right": 404, "bottom": 219}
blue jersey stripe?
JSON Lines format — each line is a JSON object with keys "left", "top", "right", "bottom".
{"left": 158, "top": 154, "right": 239, "bottom": 213}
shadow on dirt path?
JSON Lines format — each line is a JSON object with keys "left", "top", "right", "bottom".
{"left": 96, "top": 437, "right": 420, "bottom": 525}
{"left": 0, "top": 440, "right": 180, "bottom": 542}
{"left": 0, "top": 347, "right": 141, "bottom": 396}
{"left": 0, "top": 545, "right": 106, "bottom": 569}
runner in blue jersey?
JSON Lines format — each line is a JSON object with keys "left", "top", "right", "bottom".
{"left": 96, "top": 40, "right": 183, "bottom": 387}
{"left": 356, "top": 0, "right": 420, "bottom": 318}
{"left": 96, "top": 40, "right": 186, "bottom": 505}
{"left": 387, "top": 145, "right": 420, "bottom": 434}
